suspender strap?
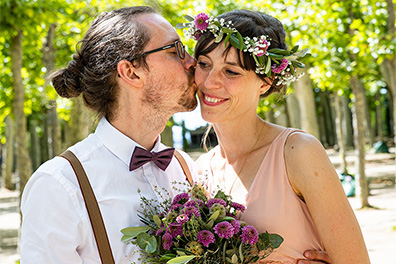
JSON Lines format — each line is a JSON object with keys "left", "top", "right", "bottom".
{"left": 173, "top": 150, "right": 194, "bottom": 186}
{"left": 60, "top": 150, "right": 115, "bottom": 264}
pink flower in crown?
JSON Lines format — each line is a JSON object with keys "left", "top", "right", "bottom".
{"left": 193, "top": 31, "right": 202, "bottom": 40}
{"left": 271, "top": 59, "right": 289, "bottom": 73}
{"left": 256, "top": 37, "right": 269, "bottom": 57}
{"left": 195, "top": 13, "right": 210, "bottom": 31}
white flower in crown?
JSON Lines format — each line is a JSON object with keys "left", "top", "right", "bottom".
{"left": 176, "top": 13, "right": 311, "bottom": 86}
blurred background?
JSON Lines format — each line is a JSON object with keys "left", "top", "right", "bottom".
{"left": 0, "top": 0, "right": 395, "bottom": 263}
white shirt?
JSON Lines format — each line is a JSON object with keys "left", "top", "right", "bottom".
{"left": 20, "top": 117, "right": 197, "bottom": 264}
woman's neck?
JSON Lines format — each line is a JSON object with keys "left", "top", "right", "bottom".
{"left": 213, "top": 115, "right": 266, "bottom": 163}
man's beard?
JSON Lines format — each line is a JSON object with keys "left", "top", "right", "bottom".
{"left": 142, "top": 69, "right": 197, "bottom": 113}
{"left": 177, "top": 72, "right": 197, "bottom": 112}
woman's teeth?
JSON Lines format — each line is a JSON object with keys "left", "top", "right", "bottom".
{"left": 205, "top": 95, "right": 223, "bottom": 103}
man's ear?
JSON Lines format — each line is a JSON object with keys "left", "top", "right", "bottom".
{"left": 117, "top": 60, "right": 144, "bottom": 88}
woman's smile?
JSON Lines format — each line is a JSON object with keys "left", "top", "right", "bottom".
{"left": 201, "top": 92, "right": 229, "bottom": 106}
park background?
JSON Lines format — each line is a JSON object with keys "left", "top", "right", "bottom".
{"left": 0, "top": 0, "right": 395, "bottom": 263}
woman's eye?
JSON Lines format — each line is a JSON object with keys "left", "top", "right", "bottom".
{"left": 198, "top": 61, "right": 209, "bottom": 68}
{"left": 226, "top": 69, "right": 240, "bottom": 76}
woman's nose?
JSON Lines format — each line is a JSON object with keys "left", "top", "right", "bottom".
{"left": 203, "top": 69, "right": 221, "bottom": 90}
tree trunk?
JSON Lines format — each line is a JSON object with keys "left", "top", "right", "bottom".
{"left": 381, "top": 0, "right": 396, "bottom": 173}
{"left": 264, "top": 107, "right": 276, "bottom": 124}
{"left": 350, "top": 75, "right": 370, "bottom": 208}
{"left": 375, "top": 90, "right": 384, "bottom": 141}
{"left": 363, "top": 91, "right": 374, "bottom": 147}
{"left": 11, "top": 28, "right": 32, "bottom": 195}
{"left": 40, "top": 115, "right": 50, "bottom": 162}
{"left": 48, "top": 100, "right": 62, "bottom": 156}
{"left": 286, "top": 93, "right": 301, "bottom": 128}
{"left": 341, "top": 95, "right": 354, "bottom": 148}
{"left": 3, "top": 116, "right": 15, "bottom": 190}
{"left": 161, "top": 124, "right": 174, "bottom": 147}
{"left": 293, "top": 67, "right": 320, "bottom": 139}
{"left": 68, "top": 97, "right": 91, "bottom": 146}
{"left": 320, "top": 91, "right": 336, "bottom": 147}
{"left": 29, "top": 119, "right": 41, "bottom": 171}
{"left": 42, "top": 23, "right": 62, "bottom": 157}
{"left": 274, "top": 104, "right": 289, "bottom": 127}
{"left": 42, "top": 23, "right": 57, "bottom": 89}
{"left": 334, "top": 93, "right": 348, "bottom": 174}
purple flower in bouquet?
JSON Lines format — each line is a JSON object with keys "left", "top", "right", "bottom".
{"left": 176, "top": 214, "right": 189, "bottom": 224}
{"left": 197, "top": 230, "right": 215, "bottom": 247}
{"left": 194, "top": 13, "right": 209, "bottom": 31}
{"left": 207, "top": 198, "right": 227, "bottom": 208}
{"left": 162, "top": 232, "right": 173, "bottom": 250}
{"left": 172, "top": 193, "right": 190, "bottom": 205}
{"left": 156, "top": 228, "right": 164, "bottom": 236}
{"left": 169, "top": 203, "right": 183, "bottom": 212}
{"left": 230, "top": 219, "right": 241, "bottom": 235}
{"left": 213, "top": 221, "right": 234, "bottom": 239}
{"left": 230, "top": 202, "right": 246, "bottom": 213}
{"left": 169, "top": 223, "right": 183, "bottom": 238}
{"left": 241, "top": 225, "right": 259, "bottom": 245}
{"left": 184, "top": 200, "right": 198, "bottom": 207}
{"left": 182, "top": 205, "right": 201, "bottom": 218}
{"left": 185, "top": 199, "right": 204, "bottom": 208}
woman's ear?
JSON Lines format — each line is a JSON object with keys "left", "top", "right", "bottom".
{"left": 259, "top": 77, "right": 272, "bottom": 95}
{"left": 117, "top": 60, "right": 144, "bottom": 88}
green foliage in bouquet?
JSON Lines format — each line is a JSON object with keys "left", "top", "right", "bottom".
{"left": 121, "top": 183, "right": 283, "bottom": 264}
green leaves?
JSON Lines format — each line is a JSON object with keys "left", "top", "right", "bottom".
{"left": 136, "top": 233, "right": 157, "bottom": 254}
{"left": 257, "top": 232, "right": 284, "bottom": 250}
{"left": 120, "top": 226, "right": 150, "bottom": 242}
{"left": 166, "top": 255, "right": 196, "bottom": 264}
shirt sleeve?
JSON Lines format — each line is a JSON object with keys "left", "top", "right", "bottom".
{"left": 20, "top": 171, "right": 88, "bottom": 264}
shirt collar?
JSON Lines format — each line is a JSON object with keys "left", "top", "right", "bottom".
{"left": 94, "top": 117, "right": 163, "bottom": 167}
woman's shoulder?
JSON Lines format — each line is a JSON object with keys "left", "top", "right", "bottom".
{"left": 284, "top": 130, "right": 324, "bottom": 155}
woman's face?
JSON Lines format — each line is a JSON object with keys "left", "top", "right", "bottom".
{"left": 195, "top": 43, "right": 269, "bottom": 124}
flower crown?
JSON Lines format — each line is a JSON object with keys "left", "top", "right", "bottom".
{"left": 176, "top": 13, "right": 311, "bottom": 86}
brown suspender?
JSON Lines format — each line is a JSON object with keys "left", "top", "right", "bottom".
{"left": 60, "top": 150, "right": 115, "bottom": 264}
{"left": 173, "top": 149, "right": 194, "bottom": 186}
{"left": 60, "top": 148, "right": 193, "bottom": 263}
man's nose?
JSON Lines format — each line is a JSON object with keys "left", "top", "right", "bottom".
{"left": 183, "top": 52, "right": 197, "bottom": 70}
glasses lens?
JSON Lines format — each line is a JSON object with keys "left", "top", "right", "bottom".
{"left": 176, "top": 41, "right": 185, "bottom": 59}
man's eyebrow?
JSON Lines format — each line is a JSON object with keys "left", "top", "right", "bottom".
{"left": 164, "top": 38, "right": 180, "bottom": 45}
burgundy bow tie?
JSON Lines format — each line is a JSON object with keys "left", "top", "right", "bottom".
{"left": 129, "top": 147, "right": 175, "bottom": 171}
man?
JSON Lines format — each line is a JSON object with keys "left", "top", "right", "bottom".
{"left": 20, "top": 6, "right": 330, "bottom": 264}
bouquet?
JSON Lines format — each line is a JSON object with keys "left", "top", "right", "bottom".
{"left": 121, "top": 183, "right": 283, "bottom": 263}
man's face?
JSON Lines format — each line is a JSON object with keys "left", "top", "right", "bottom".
{"left": 137, "top": 14, "right": 198, "bottom": 115}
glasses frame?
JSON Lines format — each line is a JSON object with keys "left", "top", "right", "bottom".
{"left": 128, "top": 40, "right": 185, "bottom": 61}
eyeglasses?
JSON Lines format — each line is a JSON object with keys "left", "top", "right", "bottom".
{"left": 128, "top": 40, "right": 186, "bottom": 61}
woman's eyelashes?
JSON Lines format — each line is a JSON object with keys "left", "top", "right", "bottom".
{"left": 198, "top": 61, "right": 240, "bottom": 76}
{"left": 225, "top": 69, "right": 240, "bottom": 76}
{"left": 198, "top": 61, "right": 209, "bottom": 69}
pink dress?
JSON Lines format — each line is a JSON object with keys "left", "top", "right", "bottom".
{"left": 200, "top": 128, "right": 325, "bottom": 264}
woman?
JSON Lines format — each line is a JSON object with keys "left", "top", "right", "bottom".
{"left": 185, "top": 10, "right": 370, "bottom": 263}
